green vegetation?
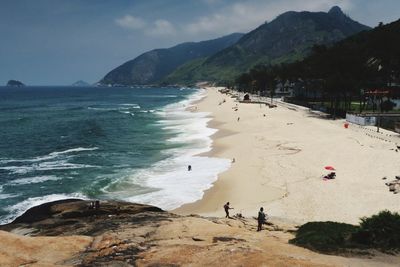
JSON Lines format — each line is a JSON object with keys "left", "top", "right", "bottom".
{"left": 236, "top": 18, "right": 400, "bottom": 118}
{"left": 167, "top": 6, "right": 369, "bottom": 85}
{"left": 106, "top": 6, "right": 369, "bottom": 86}
{"left": 308, "top": 101, "right": 397, "bottom": 113}
{"left": 356, "top": 210, "right": 400, "bottom": 249}
{"left": 290, "top": 211, "right": 400, "bottom": 254}
{"left": 162, "top": 58, "right": 207, "bottom": 85}
{"left": 101, "top": 33, "right": 243, "bottom": 85}
{"left": 290, "top": 222, "right": 359, "bottom": 252}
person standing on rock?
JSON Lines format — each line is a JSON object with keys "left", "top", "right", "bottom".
{"left": 257, "top": 207, "right": 266, "bottom": 231}
{"left": 224, "top": 202, "right": 233, "bottom": 218}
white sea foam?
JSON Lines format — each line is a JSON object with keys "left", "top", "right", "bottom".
{"left": 134, "top": 94, "right": 177, "bottom": 98}
{"left": 104, "top": 88, "right": 231, "bottom": 210}
{"left": 139, "top": 109, "right": 155, "bottom": 113}
{"left": 123, "top": 155, "right": 230, "bottom": 210}
{"left": 0, "top": 193, "right": 87, "bottom": 225}
{"left": 88, "top": 103, "right": 140, "bottom": 111}
{"left": 88, "top": 107, "right": 111, "bottom": 111}
{"left": 49, "top": 147, "right": 98, "bottom": 156}
{"left": 119, "top": 111, "right": 135, "bottom": 117}
{"left": 0, "top": 160, "right": 98, "bottom": 175}
{"left": 0, "top": 193, "right": 19, "bottom": 200}
{"left": 0, "top": 147, "right": 99, "bottom": 175}
{"left": 0, "top": 147, "right": 98, "bottom": 164}
{"left": 8, "top": 175, "right": 61, "bottom": 186}
{"left": 120, "top": 103, "right": 141, "bottom": 108}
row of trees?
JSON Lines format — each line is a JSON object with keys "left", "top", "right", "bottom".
{"left": 234, "top": 20, "right": 400, "bottom": 118}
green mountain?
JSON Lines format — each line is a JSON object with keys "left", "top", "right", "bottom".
{"left": 283, "top": 18, "right": 400, "bottom": 90}
{"left": 100, "top": 33, "right": 244, "bottom": 85}
{"left": 165, "top": 6, "right": 370, "bottom": 84}
{"left": 233, "top": 18, "right": 400, "bottom": 117}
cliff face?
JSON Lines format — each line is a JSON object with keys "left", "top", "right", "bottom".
{"left": 0, "top": 200, "right": 398, "bottom": 266}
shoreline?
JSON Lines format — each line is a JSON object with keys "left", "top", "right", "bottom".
{"left": 115, "top": 87, "right": 231, "bottom": 211}
{"left": 2, "top": 86, "right": 399, "bottom": 226}
{"left": 0, "top": 87, "right": 228, "bottom": 224}
{"left": 174, "top": 87, "right": 286, "bottom": 218}
{"left": 174, "top": 86, "right": 400, "bottom": 224}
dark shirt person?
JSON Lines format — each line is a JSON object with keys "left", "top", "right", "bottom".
{"left": 224, "top": 202, "right": 233, "bottom": 218}
{"left": 257, "top": 207, "right": 266, "bottom": 231}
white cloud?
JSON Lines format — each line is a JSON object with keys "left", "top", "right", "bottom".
{"left": 202, "top": 0, "right": 223, "bottom": 5}
{"left": 185, "top": 0, "right": 353, "bottom": 36}
{"left": 115, "top": 15, "right": 176, "bottom": 38}
{"left": 145, "top": 19, "right": 176, "bottom": 37}
{"left": 114, "top": 0, "right": 354, "bottom": 41}
{"left": 115, "top": 15, "right": 147, "bottom": 30}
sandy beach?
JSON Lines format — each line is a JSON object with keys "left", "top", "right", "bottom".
{"left": 174, "top": 87, "right": 400, "bottom": 224}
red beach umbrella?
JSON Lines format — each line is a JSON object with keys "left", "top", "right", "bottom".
{"left": 324, "top": 166, "right": 335, "bottom": 171}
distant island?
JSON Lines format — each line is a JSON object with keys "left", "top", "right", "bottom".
{"left": 72, "top": 80, "right": 91, "bottom": 87}
{"left": 6, "top": 80, "right": 25, "bottom": 87}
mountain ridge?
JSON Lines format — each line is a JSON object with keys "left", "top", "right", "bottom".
{"left": 101, "top": 32, "right": 244, "bottom": 85}
{"left": 164, "top": 6, "right": 370, "bottom": 84}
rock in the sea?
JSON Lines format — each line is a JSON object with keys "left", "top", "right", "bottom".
{"left": 1, "top": 199, "right": 165, "bottom": 235}
{"left": 6, "top": 79, "right": 25, "bottom": 87}
{"left": 72, "top": 80, "right": 91, "bottom": 86}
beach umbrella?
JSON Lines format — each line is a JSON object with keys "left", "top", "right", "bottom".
{"left": 324, "top": 166, "right": 335, "bottom": 171}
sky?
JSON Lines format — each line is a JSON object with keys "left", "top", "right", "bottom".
{"left": 0, "top": 0, "right": 399, "bottom": 85}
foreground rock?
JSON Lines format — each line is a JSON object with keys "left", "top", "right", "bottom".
{"left": 0, "top": 199, "right": 399, "bottom": 266}
{"left": 0, "top": 231, "right": 91, "bottom": 266}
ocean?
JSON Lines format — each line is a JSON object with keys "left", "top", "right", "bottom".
{"left": 0, "top": 86, "right": 230, "bottom": 224}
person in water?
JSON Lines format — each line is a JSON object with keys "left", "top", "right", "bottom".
{"left": 188, "top": 165, "right": 192, "bottom": 171}
{"left": 257, "top": 207, "right": 266, "bottom": 231}
{"left": 224, "top": 202, "right": 233, "bottom": 218}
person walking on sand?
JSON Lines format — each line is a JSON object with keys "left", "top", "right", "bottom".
{"left": 224, "top": 202, "right": 233, "bottom": 218}
{"left": 257, "top": 207, "right": 266, "bottom": 231}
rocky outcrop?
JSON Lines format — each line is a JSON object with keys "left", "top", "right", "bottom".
{"left": 1, "top": 199, "right": 164, "bottom": 236}
{"left": 1, "top": 199, "right": 398, "bottom": 266}
{"left": 72, "top": 80, "right": 91, "bottom": 87}
{"left": 6, "top": 79, "right": 25, "bottom": 87}
{"left": 0, "top": 230, "right": 92, "bottom": 266}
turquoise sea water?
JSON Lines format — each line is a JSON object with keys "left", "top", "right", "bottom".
{"left": 0, "top": 86, "right": 230, "bottom": 224}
